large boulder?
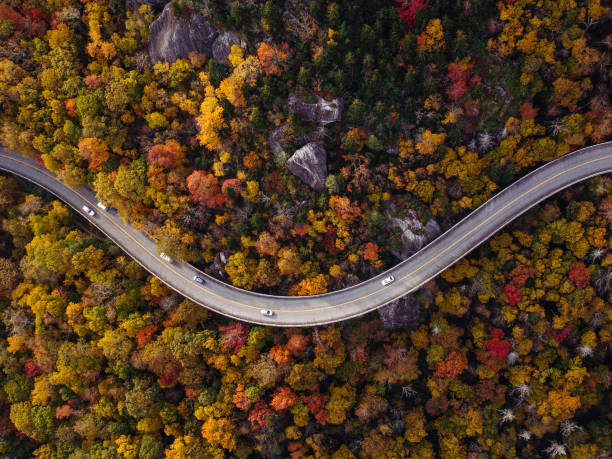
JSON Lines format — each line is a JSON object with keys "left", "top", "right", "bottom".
{"left": 285, "top": 143, "right": 327, "bottom": 192}
{"left": 287, "top": 95, "right": 343, "bottom": 124}
{"left": 378, "top": 294, "right": 420, "bottom": 329}
{"left": 385, "top": 199, "right": 440, "bottom": 260}
{"left": 126, "top": 0, "right": 169, "bottom": 10}
{"left": 212, "top": 31, "right": 241, "bottom": 64}
{"left": 148, "top": 4, "right": 218, "bottom": 63}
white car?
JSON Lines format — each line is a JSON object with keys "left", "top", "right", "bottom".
{"left": 82, "top": 205, "right": 95, "bottom": 217}
{"left": 96, "top": 202, "right": 108, "bottom": 211}
{"left": 260, "top": 309, "right": 274, "bottom": 317}
{"left": 159, "top": 252, "right": 172, "bottom": 263}
{"left": 193, "top": 276, "right": 205, "bottom": 284}
{"left": 381, "top": 275, "right": 395, "bottom": 286}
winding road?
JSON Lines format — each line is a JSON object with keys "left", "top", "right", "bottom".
{"left": 1, "top": 143, "right": 611, "bottom": 326}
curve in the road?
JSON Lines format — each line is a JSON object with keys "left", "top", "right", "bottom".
{"left": 1, "top": 142, "right": 611, "bottom": 326}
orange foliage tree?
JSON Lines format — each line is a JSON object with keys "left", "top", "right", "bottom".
{"left": 186, "top": 171, "right": 226, "bottom": 208}
{"left": 146, "top": 140, "right": 184, "bottom": 169}
{"left": 257, "top": 42, "right": 290, "bottom": 76}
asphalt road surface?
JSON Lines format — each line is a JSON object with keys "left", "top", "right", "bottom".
{"left": 1, "top": 142, "right": 611, "bottom": 326}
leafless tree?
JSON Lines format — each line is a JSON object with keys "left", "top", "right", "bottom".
{"left": 544, "top": 441, "right": 567, "bottom": 457}
{"left": 594, "top": 267, "right": 612, "bottom": 295}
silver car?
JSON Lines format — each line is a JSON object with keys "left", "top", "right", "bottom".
{"left": 193, "top": 276, "right": 205, "bottom": 284}
{"left": 260, "top": 309, "right": 274, "bottom": 317}
{"left": 82, "top": 205, "right": 95, "bottom": 216}
{"left": 159, "top": 252, "right": 172, "bottom": 263}
{"left": 381, "top": 275, "right": 395, "bottom": 286}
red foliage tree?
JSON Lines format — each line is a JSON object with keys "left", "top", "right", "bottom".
{"left": 503, "top": 283, "right": 521, "bottom": 307}
{"left": 484, "top": 328, "right": 510, "bottom": 360}
{"left": 550, "top": 326, "right": 572, "bottom": 343}
{"left": 0, "top": 5, "right": 24, "bottom": 30}
{"left": 303, "top": 392, "right": 330, "bottom": 426}
{"left": 186, "top": 171, "right": 226, "bottom": 208}
{"left": 219, "top": 322, "right": 250, "bottom": 355}
{"left": 446, "top": 60, "right": 481, "bottom": 103}
{"left": 447, "top": 80, "right": 468, "bottom": 102}
{"left": 568, "top": 262, "right": 590, "bottom": 289}
{"left": 394, "top": 0, "right": 428, "bottom": 26}
{"left": 25, "top": 8, "right": 47, "bottom": 22}
{"left": 248, "top": 401, "right": 273, "bottom": 430}
{"left": 23, "top": 360, "right": 41, "bottom": 378}
{"left": 321, "top": 225, "right": 340, "bottom": 255}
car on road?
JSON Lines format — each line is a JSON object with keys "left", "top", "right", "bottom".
{"left": 82, "top": 205, "right": 95, "bottom": 216}
{"left": 159, "top": 252, "right": 172, "bottom": 263}
{"left": 96, "top": 202, "right": 108, "bottom": 211}
{"left": 260, "top": 309, "right": 274, "bottom": 317}
{"left": 193, "top": 276, "right": 205, "bottom": 284}
{"left": 381, "top": 275, "right": 395, "bottom": 286}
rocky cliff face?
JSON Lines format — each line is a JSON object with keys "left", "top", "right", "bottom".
{"left": 148, "top": 4, "right": 218, "bottom": 63}
{"left": 385, "top": 203, "right": 440, "bottom": 260}
{"left": 285, "top": 143, "right": 327, "bottom": 192}
{"left": 287, "top": 95, "right": 343, "bottom": 124}
{"left": 378, "top": 294, "right": 421, "bottom": 329}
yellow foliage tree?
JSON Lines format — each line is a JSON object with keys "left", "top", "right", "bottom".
{"left": 196, "top": 85, "right": 226, "bottom": 151}
{"left": 417, "top": 19, "right": 444, "bottom": 52}
{"left": 200, "top": 417, "right": 237, "bottom": 452}
{"left": 416, "top": 130, "right": 446, "bottom": 156}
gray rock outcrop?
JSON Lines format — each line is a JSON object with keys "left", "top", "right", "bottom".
{"left": 285, "top": 143, "right": 327, "bottom": 192}
{"left": 212, "top": 31, "right": 241, "bottom": 64}
{"left": 148, "top": 4, "right": 218, "bottom": 63}
{"left": 126, "top": 0, "right": 169, "bottom": 10}
{"left": 287, "top": 95, "right": 343, "bottom": 124}
{"left": 385, "top": 205, "right": 440, "bottom": 260}
{"left": 378, "top": 294, "right": 420, "bottom": 329}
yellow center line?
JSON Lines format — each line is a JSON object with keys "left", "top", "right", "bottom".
{"left": 1, "top": 152, "right": 610, "bottom": 316}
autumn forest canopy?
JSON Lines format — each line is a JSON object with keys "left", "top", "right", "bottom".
{"left": 0, "top": 0, "right": 611, "bottom": 457}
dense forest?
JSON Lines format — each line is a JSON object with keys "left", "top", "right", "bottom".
{"left": 0, "top": 0, "right": 610, "bottom": 294}
{"left": 0, "top": 0, "right": 611, "bottom": 456}
{"left": 0, "top": 170, "right": 611, "bottom": 457}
